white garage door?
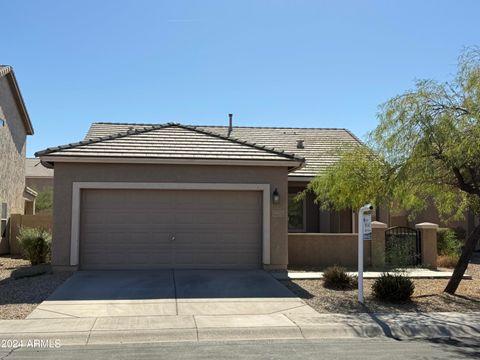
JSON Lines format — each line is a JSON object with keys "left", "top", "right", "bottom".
{"left": 79, "top": 189, "right": 262, "bottom": 269}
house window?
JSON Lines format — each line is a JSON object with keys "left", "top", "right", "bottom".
{"left": 288, "top": 193, "right": 305, "bottom": 232}
{"left": 1, "top": 203, "right": 7, "bottom": 239}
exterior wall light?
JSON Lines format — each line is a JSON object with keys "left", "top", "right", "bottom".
{"left": 272, "top": 188, "right": 280, "bottom": 204}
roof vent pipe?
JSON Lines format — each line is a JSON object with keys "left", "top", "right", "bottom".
{"left": 228, "top": 114, "right": 233, "bottom": 137}
{"left": 296, "top": 139, "right": 304, "bottom": 149}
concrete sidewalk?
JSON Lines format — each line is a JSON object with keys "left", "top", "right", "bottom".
{"left": 0, "top": 312, "right": 478, "bottom": 346}
{"left": 271, "top": 269, "right": 473, "bottom": 280}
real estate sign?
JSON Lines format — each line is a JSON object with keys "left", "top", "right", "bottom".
{"left": 363, "top": 213, "right": 372, "bottom": 240}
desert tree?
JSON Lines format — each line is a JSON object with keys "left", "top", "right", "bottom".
{"left": 308, "top": 48, "right": 480, "bottom": 294}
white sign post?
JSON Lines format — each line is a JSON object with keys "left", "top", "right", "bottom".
{"left": 358, "top": 204, "right": 373, "bottom": 304}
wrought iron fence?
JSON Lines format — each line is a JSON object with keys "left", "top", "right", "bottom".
{"left": 385, "top": 226, "right": 422, "bottom": 267}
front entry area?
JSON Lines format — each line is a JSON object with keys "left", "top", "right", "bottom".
{"left": 79, "top": 189, "right": 262, "bottom": 270}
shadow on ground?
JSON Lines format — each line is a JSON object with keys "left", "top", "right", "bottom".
{"left": 44, "top": 270, "right": 298, "bottom": 301}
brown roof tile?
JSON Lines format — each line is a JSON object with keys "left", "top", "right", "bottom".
{"left": 36, "top": 124, "right": 304, "bottom": 166}
{"left": 85, "top": 122, "right": 361, "bottom": 177}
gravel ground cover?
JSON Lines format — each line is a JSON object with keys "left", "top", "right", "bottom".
{"left": 0, "top": 256, "right": 71, "bottom": 319}
{"left": 283, "top": 252, "right": 480, "bottom": 313}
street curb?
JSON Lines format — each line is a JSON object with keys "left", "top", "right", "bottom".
{"left": 1, "top": 312, "right": 479, "bottom": 346}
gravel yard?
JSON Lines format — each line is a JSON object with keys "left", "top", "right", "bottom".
{"left": 0, "top": 256, "right": 71, "bottom": 319}
{"left": 283, "top": 252, "right": 480, "bottom": 313}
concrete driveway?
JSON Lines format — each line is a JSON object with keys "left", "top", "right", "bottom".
{"left": 28, "top": 270, "right": 317, "bottom": 319}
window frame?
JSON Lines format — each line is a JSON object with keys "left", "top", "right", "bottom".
{"left": 1, "top": 203, "right": 7, "bottom": 239}
{"left": 288, "top": 192, "right": 306, "bottom": 232}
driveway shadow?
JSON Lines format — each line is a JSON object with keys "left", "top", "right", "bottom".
{"left": 45, "top": 270, "right": 297, "bottom": 301}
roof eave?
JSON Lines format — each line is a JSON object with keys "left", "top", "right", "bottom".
{"left": 38, "top": 155, "right": 303, "bottom": 169}
{"left": 1, "top": 67, "right": 34, "bottom": 135}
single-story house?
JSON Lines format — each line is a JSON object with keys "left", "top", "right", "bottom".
{"left": 85, "top": 122, "right": 378, "bottom": 233}
{"left": 38, "top": 119, "right": 379, "bottom": 271}
{"left": 0, "top": 65, "right": 35, "bottom": 253}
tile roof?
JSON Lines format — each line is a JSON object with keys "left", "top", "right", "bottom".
{"left": 85, "top": 122, "right": 361, "bottom": 177}
{"left": 26, "top": 158, "right": 54, "bottom": 177}
{"left": 36, "top": 123, "right": 304, "bottom": 166}
{"left": 0, "top": 65, "right": 13, "bottom": 77}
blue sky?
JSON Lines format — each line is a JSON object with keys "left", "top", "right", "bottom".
{"left": 2, "top": 0, "right": 479, "bottom": 156}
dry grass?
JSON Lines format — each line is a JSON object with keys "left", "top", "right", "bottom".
{"left": 0, "top": 256, "right": 71, "bottom": 319}
{"left": 283, "top": 252, "right": 480, "bottom": 313}
{"left": 437, "top": 254, "right": 459, "bottom": 268}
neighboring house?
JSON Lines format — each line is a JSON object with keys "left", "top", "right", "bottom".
{"left": 26, "top": 158, "right": 54, "bottom": 192}
{"left": 0, "top": 65, "right": 35, "bottom": 253}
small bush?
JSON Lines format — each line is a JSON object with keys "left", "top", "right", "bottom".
{"left": 372, "top": 273, "right": 415, "bottom": 302}
{"left": 323, "top": 266, "right": 358, "bottom": 290}
{"left": 437, "top": 254, "right": 459, "bottom": 268}
{"left": 17, "top": 227, "right": 52, "bottom": 265}
{"left": 437, "top": 228, "right": 462, "bottom": 257}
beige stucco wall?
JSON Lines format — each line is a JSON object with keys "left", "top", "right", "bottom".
{"left": 0, "top": 76, "right": 27, "bottom": 215}
{"left": 288, "top": 233, "right": 371, "bottom": 267}
{"left": 0, "top": 76, "right": 27, "bottom": 254}
{"left": 52, "top": 162, "right": 289, "bottom": 270}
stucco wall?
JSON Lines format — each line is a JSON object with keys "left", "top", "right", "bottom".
{"left": 26, "top": 177, "right": 53, "bottom": 193}
{"left": 52, "top": 162, "right": 289, "bottom": 269}
{"left": 0, "top": 76, "right": 27, "bottom": 216}
{"left": 288, "top": 233, "right": 371, "bottom": 267}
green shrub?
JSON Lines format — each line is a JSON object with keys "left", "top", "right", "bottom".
{"left": 17, "top": 227, "right": 52, "bottom": 265}
{"left": 453, "top": 226, "right": 467, "bottom": 241}
{"left": 372, "top": 273, "right": 415, "bottom": 302}
{"left": 35, "top": 190, "right": 53, "bottom": 214}
{"left": 437, "top": 228, "right": 462, "bottom": 257}
{"left": 323, "top": 266, "right": 358, "bottom": 290}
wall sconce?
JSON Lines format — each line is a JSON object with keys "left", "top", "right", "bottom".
{"left": 272, "top": 188, "right": 280, "bottom": 204}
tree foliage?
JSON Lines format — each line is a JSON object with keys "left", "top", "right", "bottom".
{"left": 309, "top": 48, "right": 480, "bottom": 294}
{"left": 35, "top": 190, "right": 53, "bottom": 214}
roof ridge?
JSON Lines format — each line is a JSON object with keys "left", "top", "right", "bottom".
{"left": 179, "top": 124, "right": 304, "bottom": 161}
{"left": 91, "top": 121, "right": 354, "bottom": 131}
{"left": 199, "top": 125, "right": 351, "bottom": 131}
{"left": 36, "top": 123, "right": 305, "bottom": 162}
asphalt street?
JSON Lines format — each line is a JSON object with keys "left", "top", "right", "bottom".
{"left": 1, "top": 338, "right": 479, "bottom": 360}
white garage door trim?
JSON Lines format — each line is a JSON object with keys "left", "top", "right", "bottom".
{"left": 70, "top": 182, "right": 271, "bottom": 267}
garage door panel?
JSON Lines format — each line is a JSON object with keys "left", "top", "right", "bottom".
{"left": 84, "top": 251, "right": 174, "bottom": 267}
{"left": 80, "top": 189, "right": 262, "bottom": 270}
{"left": 175, "top": 215, "right": 259, "bottom": 227}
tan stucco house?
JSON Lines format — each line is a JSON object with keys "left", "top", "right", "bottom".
{"left": 0, "top": 65, "right": 35, "bottom": 253}
{"left": 36, "top": 120, "right": 370, "bottom": 271}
